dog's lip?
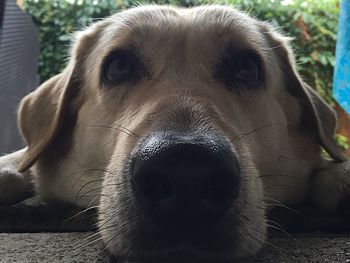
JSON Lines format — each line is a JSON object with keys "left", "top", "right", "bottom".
{"left": 108, "top": 242, "right": 235, "bottom": 262}
{"left": 124, "top": 227, "right": 237, "bottom": 259}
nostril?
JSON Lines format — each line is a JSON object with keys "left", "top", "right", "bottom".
{"left": 137, "top": 172, "right": 173, "bottom": 203}
{"left": 132, "top": 132, "right": 241, "bottom": 225}
{"left": 200, "top": 174, "right": 237, "bottom": 207}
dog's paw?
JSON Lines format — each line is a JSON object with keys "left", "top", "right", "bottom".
{"left": 311, "top": 161, "right": 350, "bottom": 212}
{"left": 0, "top": 169, "right": 30, "bottom": 205}
{"left": 0, "top": 149, "right": 33, "bottom": 205}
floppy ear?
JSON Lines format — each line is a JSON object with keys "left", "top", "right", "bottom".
{"left": 17, "top": 64, "right": 80, "bottom": 172}
{"left": 16, "top": 26, "right": 99, "bottom": 172}
{"left": 259, "top": 22, "right": 348, "bottom": 163}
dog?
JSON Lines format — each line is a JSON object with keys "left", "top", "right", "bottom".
{"left": 1, "top": 5, "right": 350, "bottom": 262}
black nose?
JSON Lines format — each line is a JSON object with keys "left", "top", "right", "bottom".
{"left": 132, "top": 132, "right": 240, "bottom": 226}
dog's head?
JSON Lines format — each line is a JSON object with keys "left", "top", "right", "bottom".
{"left": 16, "top": 5, "right": 346, "bottom": 261}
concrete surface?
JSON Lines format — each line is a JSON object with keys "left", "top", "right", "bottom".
{"left": 1, "top": 200, "right": 350, "bottom": 262}
{"left": 1, "top": 232, "right": 350, "bottom": 262}
{"left": 0, "top": 232, "right": 107, "bottom": 262}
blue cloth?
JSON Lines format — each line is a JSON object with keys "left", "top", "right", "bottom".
{"left": 334, "top": 0, "right": 350, "bottom": 113}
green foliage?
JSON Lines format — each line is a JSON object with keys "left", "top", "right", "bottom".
{"left": 25, "top": 0, "right": 339, "bottom": 107}
{"left": 335, "top": 134, "right": 349, "bottom": 150}
{"left": 24, "top": 0, "right": 120, "bottom": 81}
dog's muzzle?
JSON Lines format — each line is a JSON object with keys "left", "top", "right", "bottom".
{"left": 131, "top": 132, "right": 240, "bottom": 230}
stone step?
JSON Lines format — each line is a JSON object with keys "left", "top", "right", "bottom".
{"left": 1, "top": 232, "right": 350, "bottom": 262}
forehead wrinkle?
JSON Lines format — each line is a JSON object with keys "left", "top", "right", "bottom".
{"left": 103, "top": 5, "right": 259, "bottom": 42}
{"left": 100, "top": 5, "right": 266, "bottom": 52}
{"left": 185, "top": 5, "right": 257, "bottom": 32}
{"left": 108, "top": 5, "right": 180, "bottom": 32}
{"left": 95, "top": 7, "right": 183, "bottom": 54}
{"left": 185, "top": 5, "right": 268, "bottom": 56}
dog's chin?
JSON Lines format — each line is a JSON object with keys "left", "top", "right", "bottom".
{"left": 108, "top": 248, "right": 235, "bottom": 263}
{"left": 106, "top": 239, "right": 239, "bottom": 263}
{"left": 103, "top": 218, "right": 262, "bottom": 263}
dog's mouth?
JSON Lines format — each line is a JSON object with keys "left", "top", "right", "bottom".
{"left": 104, "top": 209, "right": 254, "bottom": 263}
{"left": 107, "top": 228, "right": 240, "bottom": 263}
{"left": 108, "top": 247, "right": 235, "bottom": 263}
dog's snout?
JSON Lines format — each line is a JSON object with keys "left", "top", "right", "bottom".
{"left": 132, "top": 133, "right": 240, "bottom": 226}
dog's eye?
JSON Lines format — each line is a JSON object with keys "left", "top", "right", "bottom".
{"left": 233, "top": 52, "right": 261, "bottom": 83}
{"left": 102, "top": 50, "right": 143, "bottom": 86}
{"left": 215, "top": 50, "right": 263, "bottom": 89}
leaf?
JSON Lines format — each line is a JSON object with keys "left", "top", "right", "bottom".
{"left": 58, "top": 34, "right": 72, "bottom": 42}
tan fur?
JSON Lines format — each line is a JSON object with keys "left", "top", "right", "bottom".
{"left": 0, "top": 5, "right": 349, "bottom": 260}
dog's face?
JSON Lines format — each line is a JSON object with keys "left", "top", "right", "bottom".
{"left": 16, "top": 5, "right": 346, "bottom": 261}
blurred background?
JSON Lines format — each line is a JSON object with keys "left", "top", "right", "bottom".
{"left": 2, "top": 0, "right": 350, "bottom": 153}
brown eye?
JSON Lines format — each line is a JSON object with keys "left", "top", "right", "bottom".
{"left": 215, "top": 50, "right": 263, "bottom": 89}
{"left": 233, "top": 52, "right": 261, "bottom": 82}
{"left": 102, "top": 49, "right": 145, "bottom": 86}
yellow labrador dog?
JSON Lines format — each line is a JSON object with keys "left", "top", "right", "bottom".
{"left": 1, "top": 5, "right": 350, "bottom": 262}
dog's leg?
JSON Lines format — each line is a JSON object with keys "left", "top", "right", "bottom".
{"left": 0, "top": 148, "right": 34, "bottom": 205}
{"left": 310, "top": 161, "right": 350, "bottom": 212}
